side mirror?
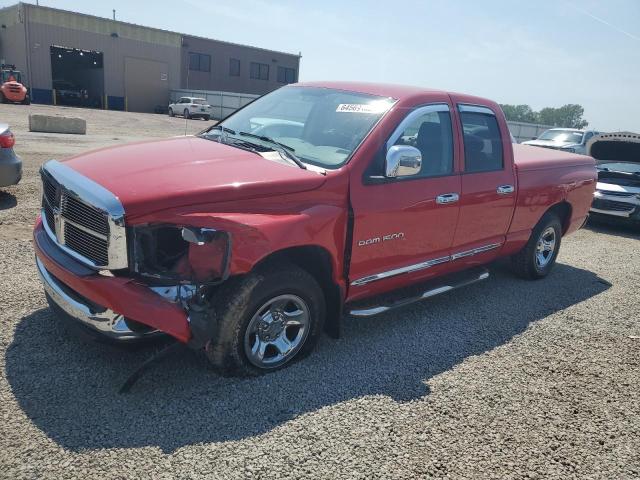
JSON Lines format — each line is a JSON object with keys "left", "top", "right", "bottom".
{"left": 385, "top": 145, "right": 422, "bottom": 178}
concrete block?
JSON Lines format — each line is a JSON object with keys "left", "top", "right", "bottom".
{"left": 29, "top": 114, "right": 86, "bottom": 135}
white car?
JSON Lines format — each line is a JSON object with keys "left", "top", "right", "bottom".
{"left": 168, "top": 97, "right": 213, "bottom": 120}
{"left": 522, "top": 128, "right": 601, "bottom": 155}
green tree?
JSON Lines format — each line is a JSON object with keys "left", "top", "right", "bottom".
{"left": 500, "top": 103, "right": 588, "bottom": 128}
{"left": 537, "top": 104, "right": 588, "bottom": 129}
{"left": 499, "top": 104, "right": 538, "bottom": 123}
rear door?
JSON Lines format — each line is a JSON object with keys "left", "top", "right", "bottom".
{"left": 450, "top": 102, "right": 516, "bottom": 261}
{"left": 348, "top": 103, "right": 462, "bottom": 298}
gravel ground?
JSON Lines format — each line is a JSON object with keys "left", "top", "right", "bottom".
{"left": 0, "top": 103, "right": 639, "bottom": 479}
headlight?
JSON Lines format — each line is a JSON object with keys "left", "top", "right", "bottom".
{"left": 131, "top": 224, "right": 231, "bottom": 284}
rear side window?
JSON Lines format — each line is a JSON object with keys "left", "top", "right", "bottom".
{"left": 459, "top": 105, "right": 503, "bottom": 173}
{"left": 389, "top": 105, "right": 454, "bottom": 178}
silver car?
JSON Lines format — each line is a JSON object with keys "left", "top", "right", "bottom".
{"left": 523, "top": 128, "right": 600, "bottom": 155}
{"left": 0, "top": 123, "right": 21, "bottom": 187}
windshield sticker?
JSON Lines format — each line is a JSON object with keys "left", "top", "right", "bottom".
{"left": 336, "top": 101, "right": 391, "bottom": 114}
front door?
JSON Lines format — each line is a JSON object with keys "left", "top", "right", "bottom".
{"left": 348, "top": 103, "right": 461, "bottom": 300}
{"left": 450, "top": 102, "right": 516, "bottom": 261}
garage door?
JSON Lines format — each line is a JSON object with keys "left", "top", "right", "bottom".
{"left": 124, "top": 57, "right": 169, "bottom": 113}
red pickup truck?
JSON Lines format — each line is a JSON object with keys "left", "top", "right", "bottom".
{"left": 34, "top": 82, "right": 596, "bottom": 376}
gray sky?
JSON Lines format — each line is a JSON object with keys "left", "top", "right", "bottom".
{"left": 4, "top": 0, "right": 639, "bottom": 131}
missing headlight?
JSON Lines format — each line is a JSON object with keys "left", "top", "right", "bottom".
{"left": 131, "top": 225, "right": 230, "bottom": 284}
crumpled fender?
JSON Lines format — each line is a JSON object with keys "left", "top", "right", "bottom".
{"left": 130, "top": 203, "right": 349, "bottom": 289}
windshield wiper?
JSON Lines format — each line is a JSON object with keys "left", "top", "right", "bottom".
{"left": 238, "top": 131, "right": 307, "bottom": 170}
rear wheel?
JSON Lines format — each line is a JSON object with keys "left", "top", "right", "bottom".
{"left": 183, "top": 108, "right": 190, "bottom": 119}
{"left": 511, "top": 212, "right": 562, "bottom": 279}
{"left": 205, "top": 264, "right": 325, "bottom": 376}
{"left": 203, "top": 115, "right": 210, "bottom": 121}
{"left": 168, "top": 107, "right": 174, "bottom": 117}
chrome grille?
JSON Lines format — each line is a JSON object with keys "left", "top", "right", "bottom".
{"left": 592, "top": 198, "right": 636, "bottom": 213}
{"left": 42, "top": 172, "right": 58, "bottom": 207}
{"left": 63, "top": 222, "right": 109, "bottom": 265}
{"left": 39, "top": 160, "right": 127, "bottom": 270}
{"left": 61, "top": 194, "right": 109, "bottom": 237}
{"left": 597, "top": 190, "right": 636, "bottom": 198}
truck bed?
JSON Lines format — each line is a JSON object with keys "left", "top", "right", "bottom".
{"left": 513, "top": 144, "right": 595, "bottom": 172}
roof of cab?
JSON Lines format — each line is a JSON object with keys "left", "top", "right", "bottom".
{"left": 293, "top": 81, "right": 447, "bottom": 100}
{"left": 291, "top": 81, "right": 499, "bottom": 110}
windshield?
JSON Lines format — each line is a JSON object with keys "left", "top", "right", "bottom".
{"left": 203, "top": 86, "right": 395, "bottom": 168}
{"left": 192, "top": 98, "right": 207, "bottom": 105}
{"left": 538, "top": 129, "right": 584, "bottom": 144}
{"left": 597, "top": 161, "right": 640, "bottom": 174}
{"left": 1, "top": 70, "right": 21, "bottom": 83}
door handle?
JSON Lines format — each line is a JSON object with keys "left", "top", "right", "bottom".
{"left": 496, "top": 185, "right": 514, "bottom": 195}
{"left": 436, "top": 193, "right": 460, "bottom": 204}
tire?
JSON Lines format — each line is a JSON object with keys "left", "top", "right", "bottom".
{"left": 183, "top": 108, "right": 190, "bottom": 119}
{"left": 203, "top": 115, "right": 210, "bottom": 121}
{"left": 511, "top": 212, "right": 562, "bottom": 279}
{"left": 0, "top": 92, "right": 5, "bottom": 103}
{"left": 21, "top": 95, "right": 30, "bottom": 105}
{"left": 168, "top": 107, "right": 174, "bottom": 117}
{"left": 205, "top": 264, "right": 326, "bottom": 376}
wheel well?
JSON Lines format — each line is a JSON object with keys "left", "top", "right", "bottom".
{"left": 254, "top": 246, "right": 343, "bottom": 339}
{"left": 547, "top": 201, "right": 572, "bottom": 234}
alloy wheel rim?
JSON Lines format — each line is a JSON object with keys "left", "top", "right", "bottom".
{"left": 244, "top": 294, "right": 310, "bottom": 369}
{"left": 535, "top": 226, "right": 556, "bottom": 268}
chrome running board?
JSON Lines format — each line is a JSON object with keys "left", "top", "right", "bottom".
{"left": 348, "top": 267, "right": 489, "bottom": 318}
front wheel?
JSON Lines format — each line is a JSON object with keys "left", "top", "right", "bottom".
{"left": 203, "top": 115, "right": 210, "bottom": 121}
{"left": 205, "top": 264, "right": 326, "bottom": 376}
{"left": 511, "top": 212, "right": 562, "bottom": 279}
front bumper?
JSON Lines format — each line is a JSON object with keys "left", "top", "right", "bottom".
{"left": 34, "top": 219, "right": 192, "bottom": 343}
{"left": 36, "top": 256, "right": 158, "bottom": 341}
{"left": 590, "top": 186, "right": 640, "bottom": 221}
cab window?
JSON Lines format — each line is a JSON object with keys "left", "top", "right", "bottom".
{"left": 392, "top": 109, "right": 454, "bottom": 177}
{"left": 459, "top": 105, "right": 503, "bottom": 173}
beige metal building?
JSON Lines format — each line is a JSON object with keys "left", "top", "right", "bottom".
{"left": 0, "top": 3, "right": 300, "bottom": 112}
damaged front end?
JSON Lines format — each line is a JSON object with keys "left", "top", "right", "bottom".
{"left": 588, "top": 132, "right": 640, "bottom": 221}
{"left": 129, "top": 224, "right": 232, "bottom": 347}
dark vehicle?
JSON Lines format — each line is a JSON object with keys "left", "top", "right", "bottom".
{"left": 588, "top": 132, "right": 640, "bottom": 225}
{"left": 53, "top": 79, "right": 88, "bottom": 105}
{"left": 0, "top": 124, "right": 22, "bottom": 187}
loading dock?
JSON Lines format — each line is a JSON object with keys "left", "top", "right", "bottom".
{"left": 50, "top": 45, "right": 104, "bottom": 108}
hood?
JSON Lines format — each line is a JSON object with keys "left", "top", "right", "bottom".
{"left": 522, "top": 139, "right": 577, "bottom": 149}
{"left": 588, "top": 131, "right": 640, "bottom": 165}
{"left": 62, "top": 136, "right": 327, "bottom": 218}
